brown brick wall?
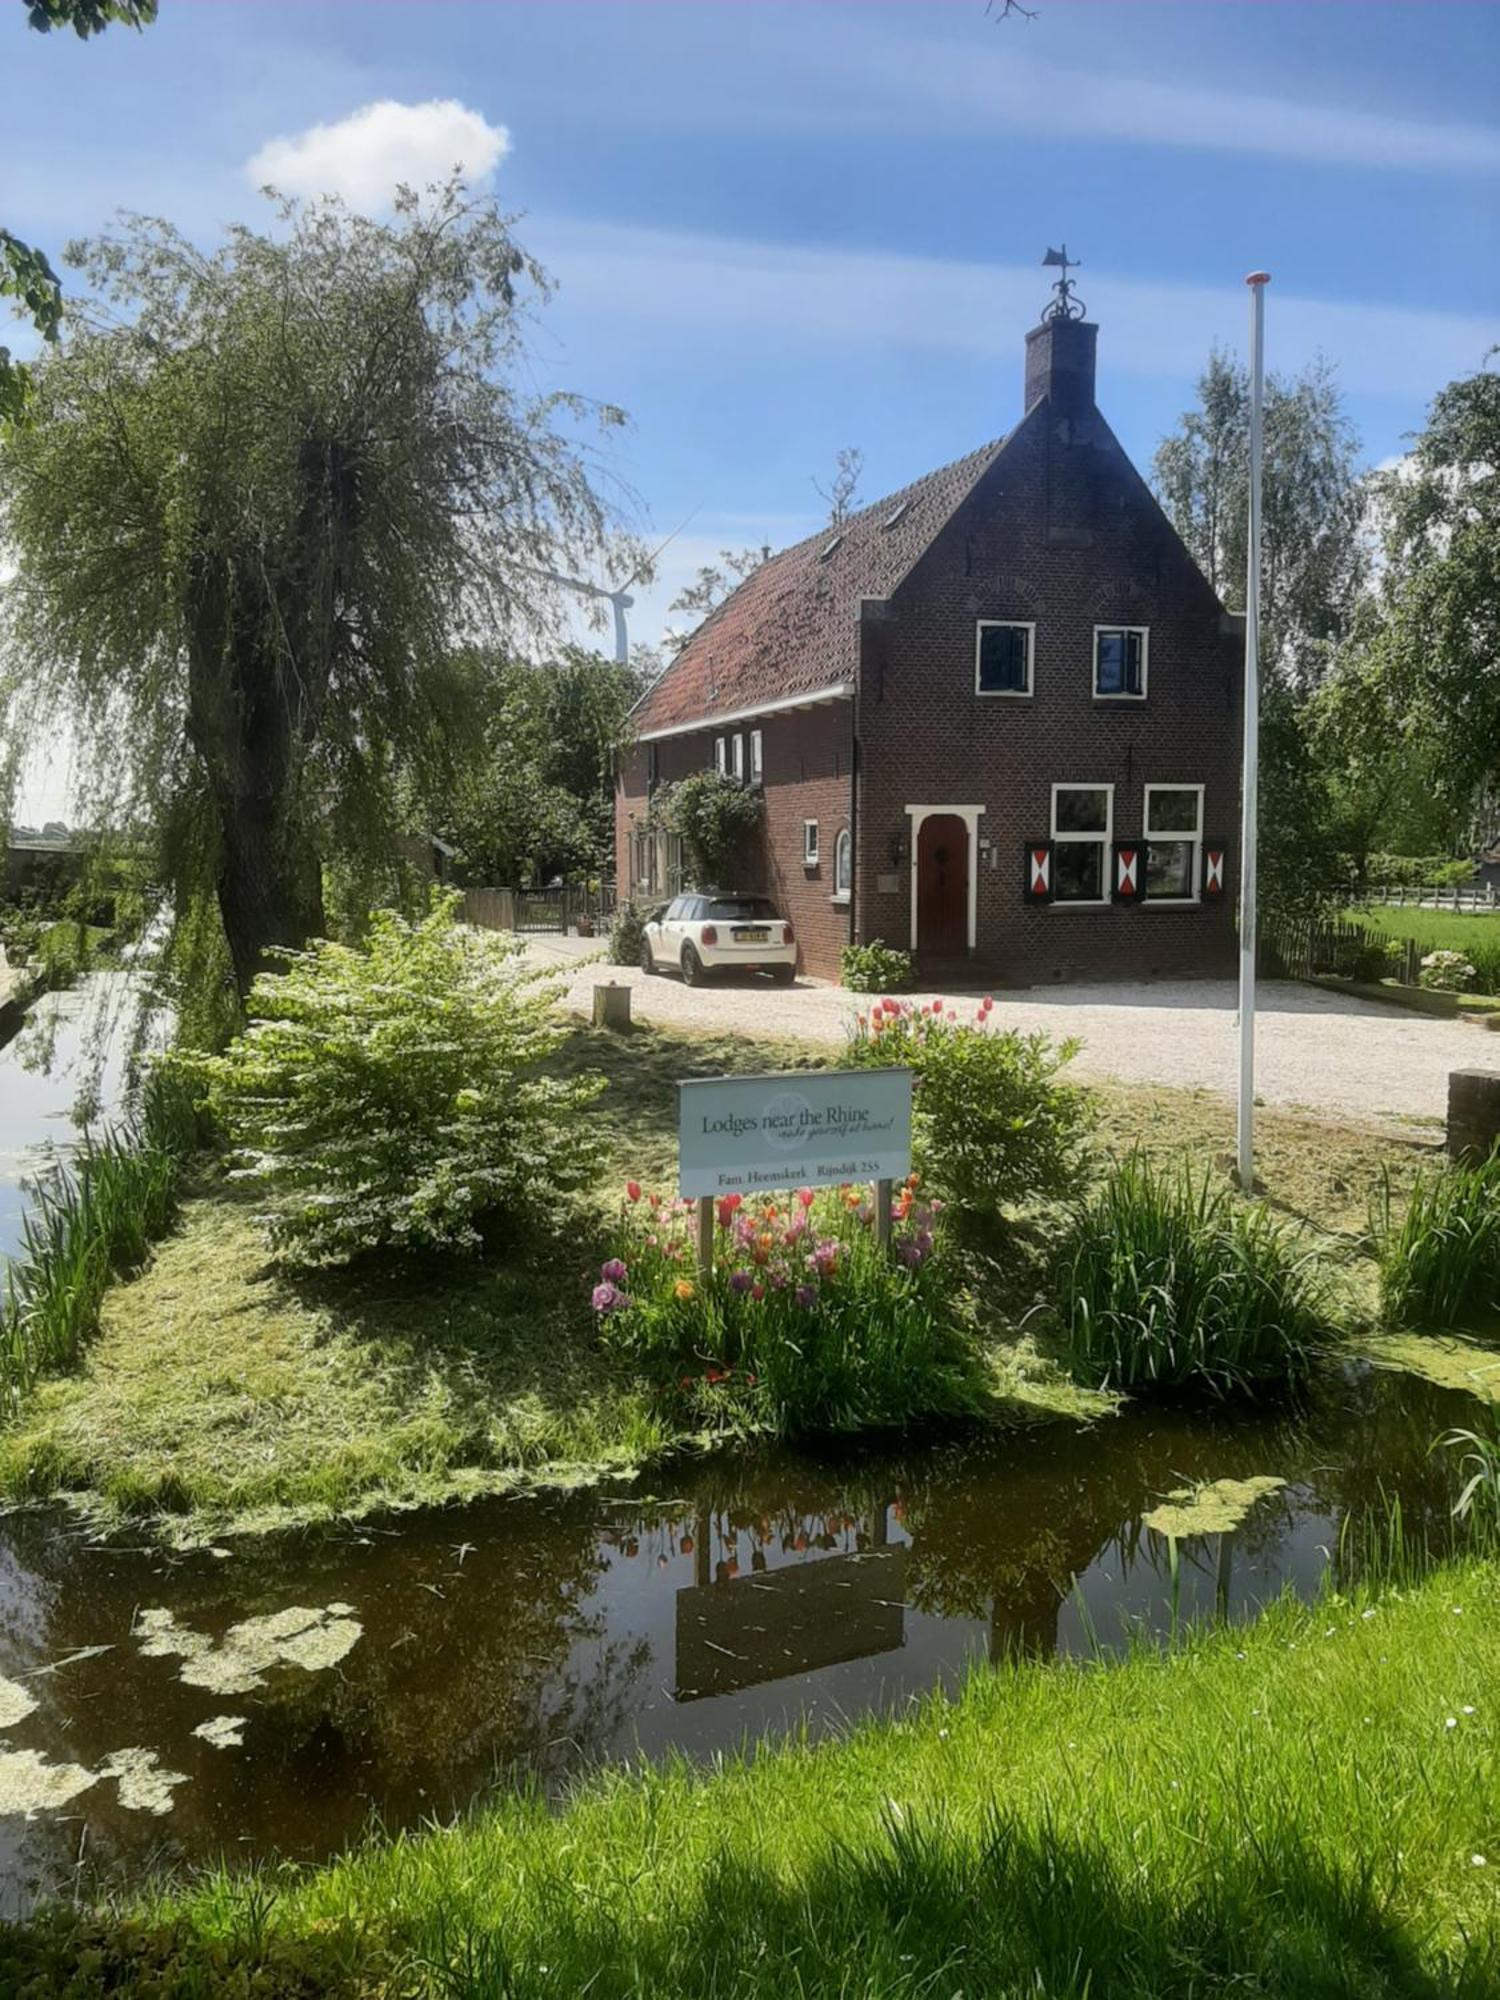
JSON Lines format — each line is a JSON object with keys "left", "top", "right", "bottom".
{"left": 854, "top": 403, "right": 1242, "bottom": 984}
{"left": 615, "top": 704, "right": 854, "bottom": 978}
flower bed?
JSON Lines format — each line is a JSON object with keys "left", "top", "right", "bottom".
{"left": 591, "top": 1179, "right": 983, "bottom": 1437}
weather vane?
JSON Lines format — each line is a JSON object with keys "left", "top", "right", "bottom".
{"left": 1041, "top": 245, "right": 1086, "bottom": 323}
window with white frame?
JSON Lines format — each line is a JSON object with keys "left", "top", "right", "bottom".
{"left": 714, "top": 735, "right": 728, "bottom": 775}
{"left": 749, "top": 728, "right": 763, "bottom": 785}
{"left": 833, "top": 827, "right": 852, "bottom": 901}
{"left": 975, "top": 620, "right": 1034, "bottom": 697}
{"left": 803, "top": 819, "right": 820, "bottom": 867}
{"left": 731, "top": 732, "right": 745, "bottom": 781}
{"left": 1094, "top": 626, "right": 1148, "bottom": 699}
{"left": 1143, "top": 785, "right": 1203, "bottom": 902}
{"left": 1050, "top": 784, "right": 1113, "bottom": 903}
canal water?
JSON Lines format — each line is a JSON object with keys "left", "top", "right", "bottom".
{"left": 0, "top": 1360, "right": 1478, "bottom": 1915}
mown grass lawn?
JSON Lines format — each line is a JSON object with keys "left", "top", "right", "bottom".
{"left": 1348, "top": 901, "right": 1500, "bottom": 993}
{"left": 7, "top": 1555, "right": 1496, "bottom": 1998}
{"left": 0, "top": 1022, "right": 1458, "bottom": 1540}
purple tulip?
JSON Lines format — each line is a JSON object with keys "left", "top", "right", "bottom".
{"left": 728, "top": 1269, "right": 754, "bottom": 1294}
{"left": 592, "top": 1280, "right": 625, "bottom": 1313}
{"left": 795, "top": 1284, "right": 817, "bottom": 1309}
{"left": 600, "top": 1258, "right": 628, "bottom": 1285}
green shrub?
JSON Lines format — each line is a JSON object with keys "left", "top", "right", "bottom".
{"left": 593, "top": 1180, "right": 981, "bottom": 1436}
{"left": 1377, "top": 1153, "right": 1500, "bottom": 1329}
{"left": 840, "top": 939, "right": 913, "bottom": 992}
{"left": 0, "top": 1072, "right": 198, "bottom": 1416}
{"left": 844, "top": 997, "right": 1091, "bottom": 1215}
{"left": 653, "top": 771, "right": 763, "bottom": 886}
{"left": 609, "top": 898, "right": 648, "bottom": 966}
{"left": 1051, "top": 1157, "right": 1327, "bottom": 1397}
{"left": 1419, "top": 949, "right": 1477, "bottom": 993}
{"left": 175, "top": 894, "right": 605, "bottom": 1266}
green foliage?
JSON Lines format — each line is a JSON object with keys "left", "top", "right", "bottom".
{"left": 175, "top": 895, "right": 606, "bottom": 1266}
{"left": 1351, "top": 905, "right": 1500, "bottom": 997}
{"left": 1378, "top": 1154, "right": 1500, "bottom": 1331}
{"left": 436, "top": 646, "right": 642, "bottom": 887}
{"left": 1052, "top": 1157, "right": 1328, "bottom": 1396}
{"left": 23, "top": 0, "right": 156, "bottom": 34}
{"left": 654, "top": 769, "right": 763, "bottom": 887}
{"left": 0, "top": 1071, "right": 196, "bottom": 1417}
{"left": 840, "top": 939, "right": 913, "bottom": 993}
{"left": 1444, "top": 1414, "right": 1500, "bottom": 1528}
{"left": 608, "top": 898, "right": 648, "bottom": 967}
{"left": 1363, "top": 853, "right": 1475, "bottom": 889}
{"left": 595, "top": 1182, "right": 981, "bottom": 1437}
{"left": 844, "top": 997, "right": 1091, "bottom": 1216}
{"left": 1418, "top": 949, "right": 1477, "bottom": 993}
{"left": 0, "top": 183, "right": 622, "bottom": 997}
{"left": 0, "top": 230, "right": 63, "bottom": 428}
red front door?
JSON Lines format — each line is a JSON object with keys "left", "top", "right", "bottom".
{"left": 916, "top": 814, "right": 968, "bottom": 957}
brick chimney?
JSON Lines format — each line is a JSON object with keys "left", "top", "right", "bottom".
{"left": 1024, "top": 316, "right": 1098, "bottom": 417}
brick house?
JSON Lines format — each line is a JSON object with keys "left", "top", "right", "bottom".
{"left": 617, "top": 310, "right": 1244, "bottom": 984}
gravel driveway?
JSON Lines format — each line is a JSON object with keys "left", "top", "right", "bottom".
{"left": 529, "top": 937, "right": 1495, "bottom": 1131}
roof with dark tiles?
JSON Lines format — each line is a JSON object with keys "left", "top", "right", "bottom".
{"left": 632, "top": 434, "right": 1012, "bottom": 737}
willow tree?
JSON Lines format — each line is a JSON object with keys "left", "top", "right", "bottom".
{"left": 0, "top": 181, "right": 622, "bottom": 994}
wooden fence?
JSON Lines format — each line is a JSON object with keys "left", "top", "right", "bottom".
{"left": 1259, "top": 916, "right": 1422, "bottom": 986}
{"left": 1346, "top": 881, "right": 1499, "bottom": 914}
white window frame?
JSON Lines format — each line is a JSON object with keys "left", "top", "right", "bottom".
{"left": 714, "top": 735, "right": 728, "bottom": 775}
{"left": 832, "top": 827, "right": 852, "bottom": 903}
{"left": 974, "top": 619, "right": 1035, "bottom": 700}
{"left": 1093, "top": 625, "right": 1149, "bottom": 701}
{"left": 749, "top": 728, "right": 763, "bottom": 785}
{"left": 731, "top": 732, "right": 745, "bottom": 781}
{"left": 803, "top": 819, "right": 820, "bottom": 868}
{"left": 1142, "top": 783, "right": 1204, "bottom": 905}
{"left": 1050, "top": 783, "right": 1114, "bottom": 908}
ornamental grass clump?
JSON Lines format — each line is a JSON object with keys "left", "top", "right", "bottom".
{"left": 1052, "top": 1157, "right": 1327, "bottom": 1397}
{"left": 176, "top": 895, "right": 604, "bottom": 1266}
{"left": 1378, "top": 1151, "right": 1500, "bottom": 1330}
{"left": 844, "top": 996, "right": 1091, "bottom": 1217}
{"left": 592, "top": 1177, "right": 982, "bottom": 1437}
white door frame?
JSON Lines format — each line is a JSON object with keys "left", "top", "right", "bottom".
{"left": 905, "top": 804, "right": 985, "bottom": 953}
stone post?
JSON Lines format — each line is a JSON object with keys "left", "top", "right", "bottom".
{"left": 1446, "top": 1069, "right": 1500, "bottom": 1166}
{"left": 592, "top": 981, "right": 632, "bottom": 1031}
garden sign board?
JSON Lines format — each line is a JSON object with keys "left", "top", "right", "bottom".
{"left": 677, "top": 1068, "right": 912, "bottom": 1199}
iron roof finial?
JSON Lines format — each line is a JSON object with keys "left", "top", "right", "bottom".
{"left": 1041, "top": 244, "right": 1086, "bottom": 323}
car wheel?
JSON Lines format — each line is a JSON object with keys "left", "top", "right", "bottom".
{"left": 640, "top": 936, "right": 656, "bottom": 975}
{"left": 770, "top": 963, "right": 796, "bottom": 985}
{"left": 681, "top": 944, "right": 705, "bottom": 987}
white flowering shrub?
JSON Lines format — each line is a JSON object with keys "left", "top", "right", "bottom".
{"left": 179, "top": 895, "right": 604, "bottom": 1265}
{"left": 1418, "top": 950, "right": 1477, "bottom": 994}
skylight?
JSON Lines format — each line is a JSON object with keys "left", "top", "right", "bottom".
{"left": 819, "top": 534, "right": 844, "bottom": 561}
{"left": 882, "top": 500, "right": 911, "bottom": 530}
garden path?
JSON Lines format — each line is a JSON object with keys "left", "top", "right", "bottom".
{"left": 526, "top": 938, "right": 1497, "bottom": 1132}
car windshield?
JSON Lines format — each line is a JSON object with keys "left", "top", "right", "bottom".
{"left": 706, "top": 897, "right": 777, "bottom": 921}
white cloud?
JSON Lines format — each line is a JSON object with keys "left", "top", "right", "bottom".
{"left": 245, "top": 99, "right": 509, "bottom": 209}
{"left": 536, "top": 217, "right": 1498, "bottom": 404}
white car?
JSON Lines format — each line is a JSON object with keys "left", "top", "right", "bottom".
{"left": 640, "top": 892, "right": 797, "bottom": 986}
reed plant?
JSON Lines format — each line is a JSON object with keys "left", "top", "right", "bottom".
{"left": 1051, "top": 1156, "right": 1328, "bottom": 1396}
{"left": 1377, "top": 1152, "right": 1500, "bottom": 1330}
{"left": 0, "top": 1070, "right": 198, "bottom": 1416}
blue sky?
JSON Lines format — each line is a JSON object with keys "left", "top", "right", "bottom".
{"left": 4, "top": 0, "right": 1497, "bottom": 809}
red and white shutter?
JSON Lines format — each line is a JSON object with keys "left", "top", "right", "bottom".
{"left": 1023, "top": 841, "right": 1053, "bottom": 902}
{"left": 1112, "top": 843, "right": 1141, "bottom": 902}
{"left": 1203, "top": 841, "right": 1228, "bottom": 897}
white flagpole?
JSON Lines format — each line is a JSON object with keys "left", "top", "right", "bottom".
{"left": 1237, "top": 271, "right": 1270, "bottom": 1193}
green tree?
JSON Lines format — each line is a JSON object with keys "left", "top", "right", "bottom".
{"left": 0, "top": 184, "right": 622, "bottom": 994}
{"left": 1153, "top": 348, "right": 1366, "bottom": 689}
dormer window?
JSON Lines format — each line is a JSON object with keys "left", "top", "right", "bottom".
{"left": 975, "top": 620, "right": 1034, "bottom": 698}
{"left": 819, "top": 534, "right": 844, "bottom": 562}
{"left": 1094, "top": 626, "right": 1148, "bottom": 699}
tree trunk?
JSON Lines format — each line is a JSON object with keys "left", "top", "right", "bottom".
{"left": 186, "top": 553, "right": 325, "bottom": 997}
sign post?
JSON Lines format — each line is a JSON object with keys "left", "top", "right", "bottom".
{"left": 678, "top": 1068, "right": 913, "bottom": 1273}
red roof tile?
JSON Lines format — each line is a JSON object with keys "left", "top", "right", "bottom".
{"left": 633, "top": 435, "right": 1011, "bottom": 736}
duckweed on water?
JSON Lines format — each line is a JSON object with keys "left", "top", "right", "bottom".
{"left": 0, "top": 1746, "right": 96, "bottom": 1817}
{"left": 134, "top": 1602, "right": 362, "bottom": 1694}
{"left": 1142, "top": 1475, "right": 1286, "bottom": 1538}
{"left": 191, "top": 1714, "right": 247, "bottom": 1750}
{"left": 98, "top": 1747, "right": 188, "bottom": 1816}
{"left": 0, "top": 1674, "right": 38, "bottom": 1729}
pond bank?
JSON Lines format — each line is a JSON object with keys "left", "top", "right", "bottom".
{"left": 5, "top": 1552, "right": 1495, "bottom": 1996}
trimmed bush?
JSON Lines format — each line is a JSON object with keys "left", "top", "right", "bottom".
{"left": 608, "top": 899, "right": 648, "bottom": 967}
{"left": 1419, "top": 949, "right": 1477, "bottom": 993}
{"left": 593, "top": 1179, "right": 982, "bottom": 1436}
{"left": 1378, "top": 1153, "right": 1500, "bottom": 1329}
{"left": 840, "top": 940, "right": 913, "bottom": 993}
{"left": 175, "top": 895, "right": 604, "bottom": 1266}
{"left": 844, "top": 997, "right": 1091, "bottom": 1215}
{"left": 1052, "top": 1157, "right": 1327, "bottom": 1397}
